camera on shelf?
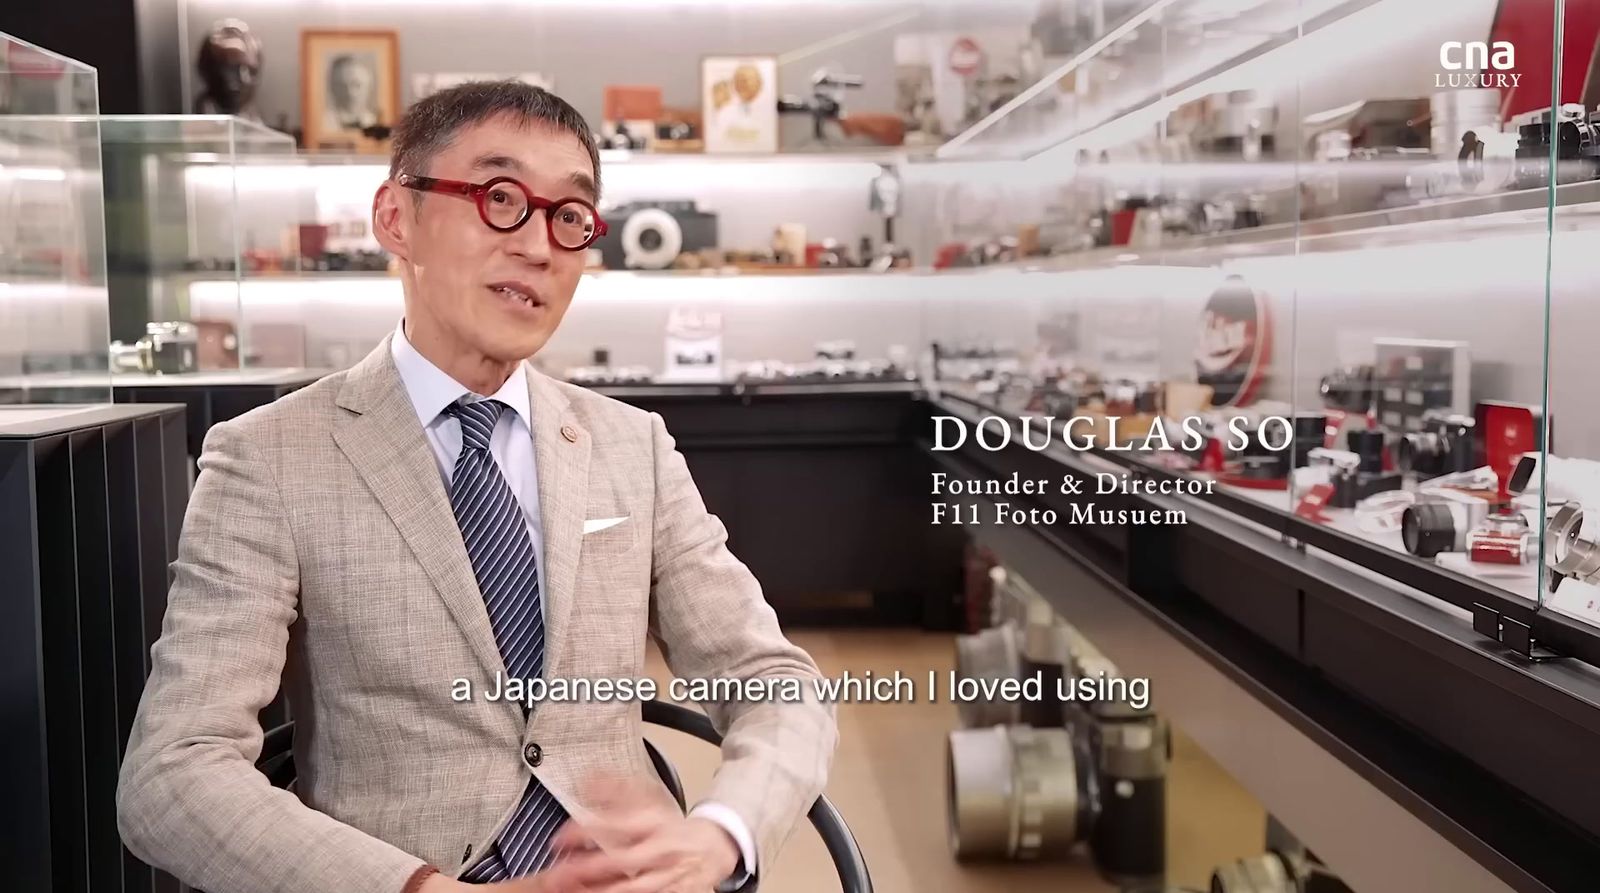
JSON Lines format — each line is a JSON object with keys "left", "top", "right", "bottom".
{"left": 1545, "top": 502, "right": 1600, "bottom": 592}
{"left": 949, "top": 569, "right": 1165, "bottom": 889}
{"left": 1513, "top": 103, "right": 1600, "bottom": 188}
{"left": 312, "top": 249, "right": 391, "bottom": 273}
{"left": 1467, "top": 510, "right": 1537, "bottom": 566}
{"left": 1211, "top": 849, "right": 1355, "bottom": 893}
{"left": 948, "top": 673, "right": 1166, "bottom": 887}
{"left": 564, "top": 348, "right": 655, "bottom": 386}
{"left": 1231, "top": 419, "right": 1292, "bottom": 482}
{"left": 1318, "top": 364, "right": 1374, "bottom": 413}
{"left": 1507, "top": 454, "right": 1600, "bottom": 592}
{"left": 1100, "top": 378, "right": 1160, "bottom": 416}
{"left": 953, "top": 567, "right": 1059, "bottom": 729}
{"left": 1396, "top": 409, "right": 1477, "bottom": 480}
{"left": 1306, "top": 445, "right": 1400, "bottom": 510}
{"left": 931, "top": 341, "right": 1022, "bottom": 386}
{"left": 727, "top": 339, "right": 914, "bottom": 384}
{"left": 109, "top": 321, "right": 198, "bottom": 375}
{"left": 593, "top": 200, "right": 719, "bottom": 270}
{"left": 1027, "top": 370, "right": 1096, "bottom": 418}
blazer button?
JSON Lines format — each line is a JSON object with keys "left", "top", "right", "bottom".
{"left": 523, "top": 742, "right": 543, "bottom": 768}
{"left": 560, "top": 425, "right": 578, "bottom": 443}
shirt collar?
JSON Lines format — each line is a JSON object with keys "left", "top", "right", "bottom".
{"left": 390, "top": 322, "right": 534, "bottom": 432}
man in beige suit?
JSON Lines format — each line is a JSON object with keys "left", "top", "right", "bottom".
{"left": 117, "top": 81, "right": 836, "bottom": 893}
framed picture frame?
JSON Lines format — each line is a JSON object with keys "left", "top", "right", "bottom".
{"left": 301, "top": 29, "right": 400, "bottom": 153}
{"left": 701, "top": 56, "right": 778, "bottom": 154}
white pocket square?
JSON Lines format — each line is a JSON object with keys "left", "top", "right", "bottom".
{"left": 583, "top": 516, "right": 629, "bottom": 534}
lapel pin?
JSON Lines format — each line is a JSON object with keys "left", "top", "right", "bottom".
{"left": 560, "top": 425, "right": 578, "bottom": 443}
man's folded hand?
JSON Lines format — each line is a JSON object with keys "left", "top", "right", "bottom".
{"left": 539, "top": 776, "right": 741, "bottom": 892}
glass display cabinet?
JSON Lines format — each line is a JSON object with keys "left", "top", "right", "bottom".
{"left": 922, "top": 5, "right": 1600, "bottom": 888}
{"left": 928, "top": 0, "right": 1575, "bottom": 618}
{"left": 1545, "top": 2, "right": 1600, "bottom": 635}
{"left": 99, "top": 115, "right": 303, "bottom": 373}
{"left": 0, "top": 33, "right": 110, "bottom": 404}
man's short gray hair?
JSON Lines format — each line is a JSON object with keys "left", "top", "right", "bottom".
{"left": 388, "top": 80, "right": 601, "bottom": 198}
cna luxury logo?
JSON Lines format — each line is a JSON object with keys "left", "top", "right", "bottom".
{"left": 1436, "top": 40, "right": 1522, "bottom": 88}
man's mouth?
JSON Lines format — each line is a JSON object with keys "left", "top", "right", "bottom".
{"left": 489, "top": 282, "right": 542, "bottom": 309}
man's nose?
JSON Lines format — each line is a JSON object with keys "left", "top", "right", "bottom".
{"left": 507, "top": 209, "right": 554, "bottom": 264}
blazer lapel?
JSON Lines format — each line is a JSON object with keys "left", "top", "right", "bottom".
{"left": 332, "top": 336, "right": 508, "bottom": 686}
{"left": 524, "top": 367, "right": 589, "bottom": 683}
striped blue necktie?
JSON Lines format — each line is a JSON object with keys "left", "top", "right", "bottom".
{"left": 445, "top": 399, "right": 570, "bottom": 881}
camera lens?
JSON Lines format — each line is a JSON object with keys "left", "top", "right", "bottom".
{"left": 1211, "top": 852, "right": 1297, "bottom": 893}
{"left": 1402, "top": 502, "right": 1466, "bottom": 557}
{"left": 947, "top": 724, "right": 1096, "bottom": 860}
{"left": 1346, "top": 429, "right": 1384, "bottom": 473}
{"left": 1292, "top": 413, "right": 1326, "bottom": 468}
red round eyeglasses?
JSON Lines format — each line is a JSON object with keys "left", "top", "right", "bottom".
{"left": 395, "top": 172, "right": 609, "bottom": 250}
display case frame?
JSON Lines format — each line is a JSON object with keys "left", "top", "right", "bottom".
{"left": 0, "top": 32, "right": 111, "bottom": 405}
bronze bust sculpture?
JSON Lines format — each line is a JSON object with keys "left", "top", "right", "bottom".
{"left": 194, "top": 18, "right": 263, "bottom": 121}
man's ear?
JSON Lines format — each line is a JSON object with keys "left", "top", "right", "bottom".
{"left": 372, "top": 180, "right": 411, "bottom": 261}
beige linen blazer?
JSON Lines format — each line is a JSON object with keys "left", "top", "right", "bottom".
{"left": 117, "top": 336, "right": 837, "bottom": 893}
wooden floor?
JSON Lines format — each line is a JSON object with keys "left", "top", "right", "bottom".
{"left": 644, "top": 629, "right": 1267, "bottom": 893}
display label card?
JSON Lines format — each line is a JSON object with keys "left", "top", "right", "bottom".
{"left": 1295, "top": 483, "right": 1336, "bottom": 522}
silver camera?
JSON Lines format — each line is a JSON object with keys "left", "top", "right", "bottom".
{"left": 110, "top": 321, "right": 199, "bottom": 375}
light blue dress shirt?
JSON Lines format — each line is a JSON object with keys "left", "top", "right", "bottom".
{"left": 388, "top": 324, "right": 755, "bottom": 886}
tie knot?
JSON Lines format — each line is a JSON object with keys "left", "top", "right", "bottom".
{"left": 447, "top": 399, "right": 507, "bottom": 451}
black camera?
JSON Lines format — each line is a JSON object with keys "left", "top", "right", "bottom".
{"left": 1396, "top": 410, "right": 1477, "bottom": 479}
{"left": 1309, "top": 446, "right": 1400, "bottom": 509}
{"left": 1514, "top": 104, "right": 1600, "bottom": 188}
{"left": 1318, "top": 364, "right": 1374, "bottom": 413}
{"left": 593, "top": 201, "right": 719, "bottom": 270}
{"left": 949, "top": 608, "right": 1166, "bottom": 889}
{"left": 1231, "top": 417, "right": 1292, "bottom": 481}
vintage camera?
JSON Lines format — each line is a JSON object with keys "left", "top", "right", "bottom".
{"left": 947, "top": 709, "right": 1166, "bottom": 888}
{"left": 1467, "top": 511, "right": 1537, "bottom": 566}
{"left": 109, "top": 321, "right": 199, "bottom": 375}
{"left": 950, "top": 614, "right": 1166, "bottom": 887}
{"left": 953, "top": 568, "right": 1069, "bottom": 730}
{"left": 1102, "top": 379, "right": 1160, "bottom": 415}
{"left": 1509, "top": 454, "right": 1600, "bottom": 591}
{"left": 1308, "top": 447, "right": 1400, "bottom": 509}
{"left": 1318, "top": 364, "right": 1374, "bottom": 413}
{"left": 1345, "top": 429, "right": 1384, "bottom": 473}
{"left": 1401, "top": 492, "right": 1491, "bottom": 558}
{"left": 1291, "top": 413, "right": 1326, "bottom": 468}
{"left": 1396, "top": 410, "right": 1477, "bottom": 480}
{"left": 593, "top": 201, "right": 719, "bottom": 270}
{"left": 1211, "top": 850, "right": 1355, "bottom": 893}
{"left": 1545, "top": 502, "right": 1600, "bottom": 592}
{"left": 564, "top": 348, "right": 654, "bottom": 386}
{"left": 1233, "top": 418, "right": 1292, "bottom": 481}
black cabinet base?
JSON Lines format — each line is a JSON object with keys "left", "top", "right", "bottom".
{"left": 1, "top": 404, "right": 189, "bottom": 893}
{"left": 602, "top": 385, "right": 964, "bottom": 629}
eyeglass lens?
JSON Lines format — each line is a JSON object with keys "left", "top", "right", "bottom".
{"left": 483, "top": 182, "right": 597, "bottom": 248}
